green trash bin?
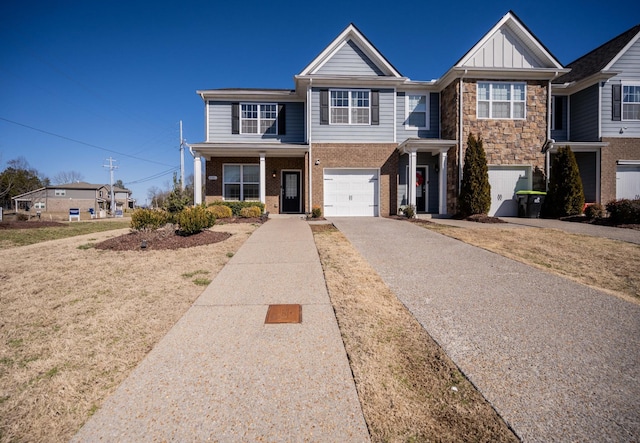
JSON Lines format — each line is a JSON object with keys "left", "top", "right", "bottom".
{"left": 515, "top": 191, "right": 546, "bottom": 218}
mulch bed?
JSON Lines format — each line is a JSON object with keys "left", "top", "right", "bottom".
{"left": 560, "top": 215, "right": 640, "bottom": 231}
{"left": 95, "top": 229, "right": 232, "bottom": 251}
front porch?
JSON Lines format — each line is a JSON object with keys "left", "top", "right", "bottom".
{"left": 397, "top": 138, "right": 457, "bottom": 215}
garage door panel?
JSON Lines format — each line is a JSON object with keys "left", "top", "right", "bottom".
{"left": 488, "top": 167, "right": 531, "bottom": 217}
{"left": 324, "top": 169, "right": 379, "bottom": 217}
{"left": 617, "top": 166, "right": 640, "bottom": 200}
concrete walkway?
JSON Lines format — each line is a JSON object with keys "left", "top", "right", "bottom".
{"left": 73, "top": 217, "right": 369, "bottom": 442}
{"left": 331, "top": 217, "right": 640, "bottom": 443}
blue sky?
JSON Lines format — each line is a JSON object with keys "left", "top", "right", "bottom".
{"left": 1, "top": 0, "right": 639, "bottom": 204}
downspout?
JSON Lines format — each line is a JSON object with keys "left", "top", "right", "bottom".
{"left": 458, "top": 70, "right": 467, "bottom": 197}
{"left": 308, "top": 78, "right": 313, "bottom": 215}
{"left": 545, "top": 72, "right": 562, "bottom": 191}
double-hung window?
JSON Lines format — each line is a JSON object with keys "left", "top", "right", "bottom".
{"left": 477, "top": 82, "right": 526, "bottom": 119}
{"left": 623, "top": 85, "right": 640, "bottom": 120}
{"left": 405, "top": 94, "right": 428, "bottom": 129}
{"left": 330, "top": 89, "right": 370, "bottom": 124}
{"left": 54, "top": 189, "right": 66, "bottom": 196}
{"left": 241, "top": 103, "right": 277, "bottom": 134}
{"left": 223, "top": 164, "right": 259, "bottom": 201}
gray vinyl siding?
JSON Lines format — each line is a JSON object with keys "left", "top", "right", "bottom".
{"left": 311, "top": 88, "right": 394, "bottom": 142}
{"left": 207, "top": 101, "right": 305, "bottom": 143}
{"left": 602, "top": 39, "right": 640, "bottom": 138}
{"left": 569, "top": 85, "right": 599, "bottom": 141}
{"left": 396, "top": 92, "right": 440, "bottom": 142}
{"left": 551, "top": 96, "right": 568, "bottom": 141}
{"left": 315, "top": 40, "right": 385, "bottom": 76}
{"left": 397, "top": 152, "right": 440, "bottom": 213}
{"left": 48, "top": 188, "right": 96, "bottom": 199}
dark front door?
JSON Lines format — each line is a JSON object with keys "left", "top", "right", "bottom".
{"left": 282, "top": 171, "right": 301, "bottom": 213}
{"left": 416, "top": 167, "right": 427, "bottom": 212}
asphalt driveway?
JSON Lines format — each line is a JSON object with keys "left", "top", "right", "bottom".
{"left": 331, "top": 217, "right": 640, "bottom": 442}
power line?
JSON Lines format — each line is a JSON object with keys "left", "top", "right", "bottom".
{"left": 124, "top": 166, "right": 180, "bottom": 185}
{"left": 0, "top": 116, "right": 175, "bottom": 167}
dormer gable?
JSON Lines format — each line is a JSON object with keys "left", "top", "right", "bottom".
{"left": 299, "top": 23, "right": 403, "bottom": 78}
{"left": 456, "top": 11, "right": 563, "bottom": 70}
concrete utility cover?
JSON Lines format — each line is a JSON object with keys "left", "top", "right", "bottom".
{"left": 265, "top": 304, "right": 302, "bottom": 324}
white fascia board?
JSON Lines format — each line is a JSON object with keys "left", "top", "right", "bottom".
{"left": 294, "top": 75, "right": 410, "bottom": 88}
{"left": 603, "top": 31, "right": 640, "bottom": 71}
{"left": 189, "top": 143, "right": 309, "bottom": 158}
{"left": 197, "top": 89, "right": 302, "bottom": 102}
{"left": 553, "top": 71, "right": 619, "bottom": 95}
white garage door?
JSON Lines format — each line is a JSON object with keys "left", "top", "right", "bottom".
{"left": 617, "top": 165, "right": 640, "bottom": 200}
{"left": 324, "top": 169, "right": 379, "bottom": 217}
{"left": 488, "top": 166, "right": 531, "bottom": 216}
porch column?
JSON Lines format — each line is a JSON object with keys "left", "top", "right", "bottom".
{"left": 259, "top": 152, "right": 266, "bottom": 204}
{"left": 408, "top": 149, "right": 418, "bottom": 208}
{"left": 439, "top": 149, "right": 448, "bottom": 214}
{"left": 193, "top": 153, "right": 202, "bottom": 205}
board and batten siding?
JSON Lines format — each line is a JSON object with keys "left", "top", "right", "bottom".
{"left": 551, "top": 95, "right": 568, "bottom": 141}
{"left": 207, "top": 101, "right": 305, "bottom": 143}
{"left": 396, "top": 92, "right": 440, "bottom": 142}
{"left": 314, "top": 40, "right": 385, "bottom": 76}
{"left": 601, "top": 39, "right": 640, "bottom": 138}
{"left": 311, "top": 88, "right": 394, "bottom": 142}
{"left": 569, "top": 85, "right": 599, "bottom": 141}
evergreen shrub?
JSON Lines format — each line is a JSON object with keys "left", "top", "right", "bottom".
{"left": 209, "top": 201, "right": 264, "bottom": 216}
{"left": 542, "top": 146, "right": 584, "bottom": 218}
{"left": 177, "top": 206, "right": 215, "bottom": 235}
{"left": 131, "top": 209, "right": 171, "bottom": 231}
{"left": 239, "top": 206, "right": 262, "bottom": 218}
{"left": 458, "top": 133, "right": 491, "bottom": 217}
{"left": 606, "top": 199, "right": 640, "bottom": 224}
{"left": 207, "top": 205, "right": 233, "bottom": 219}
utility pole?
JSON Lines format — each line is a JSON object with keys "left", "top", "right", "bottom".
{"left": 103, "top": 157, "right": 118, "bottom": 215}
{"left": 180, "top": 120, "right": 185, "bottom": 191}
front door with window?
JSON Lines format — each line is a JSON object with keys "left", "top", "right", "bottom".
{"left": 416, "top": 167, "right": 428, "bottom": 212}
{"left": 281, "top": 171, "right": 301, "bottom": 213}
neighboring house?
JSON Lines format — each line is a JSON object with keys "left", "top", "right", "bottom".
{"left": 12, "top": 182, "right": 133, "bottom": 216}
{"left": 189, "top": 12, "right": 634, "bottom": 217}
{"left": 550, "top": 24, "right": 640, "bottom": 204}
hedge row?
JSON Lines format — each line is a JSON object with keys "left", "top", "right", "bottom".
{"left": 606, "top": 199, "right": 640, "bottom": 224}
{"left": 208, "top": 201, "right": 264, "bottom": 217}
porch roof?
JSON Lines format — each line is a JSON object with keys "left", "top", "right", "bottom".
{"left": 397, "top": 138, "right": 457, "bottom": 155}
{"left": 189, "top": 143, "right": 309, "bottom": 159}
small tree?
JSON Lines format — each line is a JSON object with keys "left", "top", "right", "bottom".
{"left": 458, "top": 133, "right": 491, "bottom": 217}
{"left": 543, "top": 146, "right": 584, "bottom": 218}
{"left": 163, "top": 174, "right": 192, "bottom": 214}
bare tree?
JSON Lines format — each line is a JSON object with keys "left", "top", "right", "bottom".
{"left": 52, "top": 170, "right": 84, "bottom": 185}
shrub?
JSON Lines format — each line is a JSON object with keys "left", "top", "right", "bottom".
{"left": 239, "top": 206, "right": 262, "bottom": 218}
{"left": 208, "top": 201, "right": 264, "bottom": 216}
{"left": 163, "top": 174, "right": 192, "bottom": 214}
{"left": 606, "top": 199, "right": 640, "bottom": 224}
{"left": 131, "top": 209, "right": 171, "bottom": 231}
{"left": 403, "top": 204, "right": 416, "bottom": 219}
{"left": 458, "top": 133, "right": 491, "bottom": 217}
{"left": 207, "top": 205, "right": 232, "bottom": 219}
{"left": 311, "top": 205, "right": 322, "bottom": 218}
{"left": 177, "top": 206, "right": 215, "bottom": 235}
{"left": 542, "top": 146, "right": 585, "bottom": 218}
{"left": 584, "top": 203, "right": 606, "bottom": 220}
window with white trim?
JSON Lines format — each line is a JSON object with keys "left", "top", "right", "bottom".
{"left": 223, "top": 164, "right": 260, "bottom": 201}
{"left": 477, "top": 82, "right": 526, "bottom": 119}
{"left": 623, "top": 85, "right": 640, "bottom": 120}
{"left": 54, "top": 189, "right": 66, "bottom": 196}
{"left": 241, "top": 103, "right": 277, "bottom": 134}
{"left": 330, "top": 89, "right": 370, "bottom": 124}
{"left": 34, "top": 202, "right": 45, "bottom": 209}
{"left": 405, "top": 94, "right": 428, "bottom": 129}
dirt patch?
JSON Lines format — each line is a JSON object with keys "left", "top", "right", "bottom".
{"left": 312, "top": 226, "right": 518, "bottom": 442}
{"left": 0, "top": 221, "right": 67, "bottom": 229}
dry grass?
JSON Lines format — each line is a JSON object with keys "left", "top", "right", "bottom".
{"left": 0, "top": 223, "right": 257, "bottom": 443}
{"left": 312, "top": 225, "right": 518, "bottom": 442}
{"left": 415, "top": 222, "right": 640, "bottom": 301}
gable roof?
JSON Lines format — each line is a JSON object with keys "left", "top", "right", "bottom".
{"left": 554, "top": 23, "right": 640, "bottom": 84}
{"left": 455, "top": 11, "right": 564, "bottom": 70}
{"left": 298, "top": 23, "right": 403, "bottom": 78}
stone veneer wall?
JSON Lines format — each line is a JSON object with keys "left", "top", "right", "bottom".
{"left": 463, "top": 79, "right": 548, "bottom": 169}
{"left": 204, "top": 156, "right": 306, "bottom": 214}
{"left": 310, "top": 143, "right": 398, "bottom": 216}
{"left": 440, "top": 82, "right": 460, "bottom": 214}
{"left": 600, "top": 138, "right": 640, "bottom": 203}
